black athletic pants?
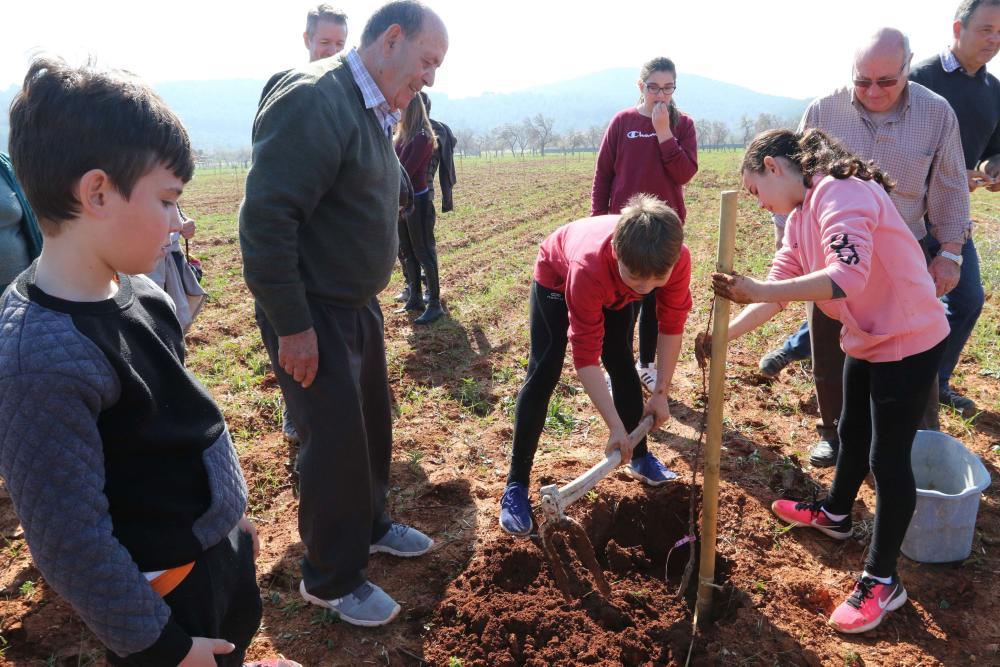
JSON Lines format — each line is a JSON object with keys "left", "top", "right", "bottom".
{"left": 507, "top": 281, "right": 646, "bottom": 486}
{"left": 810, "top": 246, "right": 940, "bottom": 445}
{"left": 634, "top": 291, "right": 658, "bottom": 366}
{"left": 398, "top": 192, "right": 438, "bottom": 293}
{"left": 108, "top": 527, "right": 262, "bottom": 666}
{"left": 257, "top": 297, "right": 393, "bottom": 599}
{"left": 824, "top": 338, "right": 946, "bottom": 578}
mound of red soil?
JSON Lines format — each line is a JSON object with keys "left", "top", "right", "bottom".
{"left": 424, "top": 483, "right": 724, "bottom": 666}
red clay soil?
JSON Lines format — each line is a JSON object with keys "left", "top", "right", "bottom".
{"left": 426, "top": 454, "right": 1000, "bottom": 667}
{"left": 424, "top": 480, "right": 706, "bottom": 666}
{"left": 2, "top": 364, "right": 999, "bottom": 666}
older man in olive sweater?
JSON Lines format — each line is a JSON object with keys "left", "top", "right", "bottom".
{"left": 239, "top": 1, "right": 448, "bottom": 627}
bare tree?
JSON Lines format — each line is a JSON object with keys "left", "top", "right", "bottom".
{"left": 495, "top": 124, "right": 518, "bottom": 157}
{"left": 514, "top": 120, "right": 532, "bottom": 157}
{"left": 752, "top": 112, "right": 782, "bottom": 136}
{"left": 696, "top": 119, "right": 734, "bottom": 150}
{"left": 529, "top": 113, "right": 556, "bottom": 157}
{"left": 520, "top": 118, "right": 538, "bottom": 156}
{"left": 454, "top": 128, "right": 477, "bottom": 157}
{"left": 695, "top": 119, "right": 712, "bottom": 149}
{"left": 476, "top": 132, "right": 493, "bottom": 157}
{"left": 710, "top": 121, "right": 730, "bottom": 147}
{"left": 739, "top": 115, "right": 755, "bottom": 146}
{"left": 563, "top": 130, "right": 587, "bottom": 155}
{"left": 586, "top": 124, "right": 605, "bottom": 152}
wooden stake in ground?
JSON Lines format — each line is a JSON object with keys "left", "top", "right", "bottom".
{"left": 694, "top": 190, "right": 738, "bottom": 627}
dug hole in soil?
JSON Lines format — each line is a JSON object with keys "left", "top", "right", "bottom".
{"left": 424, "top": 479, "right": 741, "bottom": 666}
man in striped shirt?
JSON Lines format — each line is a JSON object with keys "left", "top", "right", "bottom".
{"left": 774, "top": 28, "right": 969, "bottom": 467}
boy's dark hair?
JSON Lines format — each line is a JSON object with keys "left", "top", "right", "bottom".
{"left": 360, "top": 1, "right": 427, "bottom": 48}
{"left": 741, "top": 127, "right": 895, "bottom": 194}
{"left": 612, "top": 194, "right": 684, "bottom": 278}
{"left": 8, "top": 56, "right": 195, "bottom": 233}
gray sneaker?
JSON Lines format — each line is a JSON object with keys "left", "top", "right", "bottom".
{"left": 282, "top": 405, "right": 300, "bottom": 445}
{"left": 809, "top": 438, "right": 839, "bottom": 467}
{"left": 299, "top": 579, "right": 400, "bottom": 627}
{"left": 370, "top": 522, "right": 433, "bottom": 557}
{"left": 939, "top": 386, "right": 976, "bottom": 418}
{"left": 758, "top": 348, "right": 794, "bottom": 378}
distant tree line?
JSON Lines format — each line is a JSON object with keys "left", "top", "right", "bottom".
{"left": 449, "top": 111, "right": 799, "bottom": 158}
{"left": 194, "top": 111, "right": 798, "bottom": 165}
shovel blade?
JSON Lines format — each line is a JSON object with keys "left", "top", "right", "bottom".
{"left": 539, "top": 517, "right": 611, "bottom": 601}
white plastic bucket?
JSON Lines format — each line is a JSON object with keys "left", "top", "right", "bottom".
{"left": 901, "top": 430, "right": 991, "bottom": 563}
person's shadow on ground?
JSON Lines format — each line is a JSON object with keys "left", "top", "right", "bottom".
{"left": 258, "top": 461, "right": 477, "bottom": 665}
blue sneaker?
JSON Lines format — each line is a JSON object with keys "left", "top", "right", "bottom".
{"left": 370, "top": 523, "right": 433, "bottom": 557}
{"left": 499, "top": 482, "right": 533, "bottom": 536}
{"left": 625, "top": 453, "right": 678, "bottom": 486}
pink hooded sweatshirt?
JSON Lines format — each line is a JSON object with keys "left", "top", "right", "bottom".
{"left": 768, "top": 175, "right": 949, "bottom": 362}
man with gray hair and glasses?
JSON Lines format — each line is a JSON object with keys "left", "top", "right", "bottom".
{"left": 773, "top": 27, "right": 969, "bottom": 468}
{"left": 910, "top": 0, "right": 1000, "bottom": 418}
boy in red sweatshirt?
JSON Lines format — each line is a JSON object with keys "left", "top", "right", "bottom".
{"left": 499, "top": 194, "right": 692, "bottom": 536}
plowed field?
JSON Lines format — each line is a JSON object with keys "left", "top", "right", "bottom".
{"left": 2, "top": 152, "right": 998, "bottom": 666}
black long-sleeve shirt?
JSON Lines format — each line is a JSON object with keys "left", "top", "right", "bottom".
{"left": 0, "top": 269, "right": 248, "bottom": 662}
{"left": 910, "top": 53, "right": 1000, "bottom": 169}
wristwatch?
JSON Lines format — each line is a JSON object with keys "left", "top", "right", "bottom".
{"left": 938, "top": 250, "right": 963, "bottom": 267}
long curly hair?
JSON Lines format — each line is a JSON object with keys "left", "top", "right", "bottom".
{"left": 741, "top": 128, "right": 894, "bottom": 193}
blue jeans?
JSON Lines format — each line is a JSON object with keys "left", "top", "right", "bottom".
{"left": 781, "top": 320, "right": 811, "bottom": 360}
{"left": 922, "top": 235, "right": 985, "bottom": 390}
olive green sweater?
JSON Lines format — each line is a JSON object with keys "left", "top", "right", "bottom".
{"left": 239, "top": 56, "right": 400, "bottom": 335}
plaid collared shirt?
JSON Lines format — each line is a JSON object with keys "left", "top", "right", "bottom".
{"left": 777, "top": 83, "right": 971, "bottom": 245}
{"left": 941, "top": 49, "right": 965, "bottom": 74}
{"left": 345, "top": 48, "right": 401, "bottom": 137}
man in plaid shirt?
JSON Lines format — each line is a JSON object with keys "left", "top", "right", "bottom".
{"left": 773, "top": 27, "right": 970, "bottom": 467}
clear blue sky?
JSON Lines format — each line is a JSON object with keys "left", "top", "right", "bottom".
{"left": 1, "top": 1, "right": 961, "bottom": 100}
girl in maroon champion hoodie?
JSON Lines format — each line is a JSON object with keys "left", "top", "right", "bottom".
{"left": 592, "top": 57, "right": 698, "bottom": 394}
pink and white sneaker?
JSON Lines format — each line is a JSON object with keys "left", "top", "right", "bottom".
{"left": 828, "top": 574, "right": 907, "bottom": 634}
{"left": 771, "top": 499, "right": 851, "bottom": 540}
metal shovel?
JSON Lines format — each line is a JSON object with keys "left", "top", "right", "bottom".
{"left": 538, "top": 415, "right": 654, "bottom": 600}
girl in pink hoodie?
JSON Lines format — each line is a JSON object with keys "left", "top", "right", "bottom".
{"left": 700, "top": 128, "right": 948, "bottom": 635}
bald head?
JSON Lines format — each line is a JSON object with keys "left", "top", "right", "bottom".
{"left": 855, "top": 27, "right": 911, "bottom": 64}
{"left": 361, "top": 1, "right": 443, "bottom": 48}
{"left": 358, "top": 2, "right": 448, "bottom": 112}
{"left": 850, "top": 27, "right": 913, "bottom": 113}
{"left": 421, "top": 9, "right": 448, "bottom": 43}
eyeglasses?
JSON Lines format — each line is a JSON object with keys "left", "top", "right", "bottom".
{"left": 644, "top": 83, "right": 676, "bottom": 95}
{"left": 852, "top": 60, "right": 907, "bottom": 89}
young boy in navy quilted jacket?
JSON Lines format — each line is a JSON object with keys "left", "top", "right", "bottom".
{"left": 0, "top": 57, "right": 261, "bottom": 666}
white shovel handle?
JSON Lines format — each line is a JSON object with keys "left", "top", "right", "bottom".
{"left": 556, "top": 414, "right": 655, "bottom": 509}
